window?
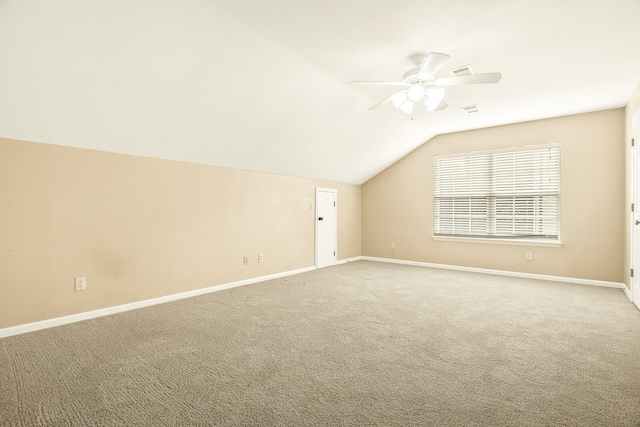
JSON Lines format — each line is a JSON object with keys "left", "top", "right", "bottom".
{"left": 434, "top": 144, "right": 560, "bottom": 241}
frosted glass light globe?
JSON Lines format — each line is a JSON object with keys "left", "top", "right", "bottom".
{"left": 407, "top": 84, "right": 425, "bottom": 102}
{"left": 391, "top": 91, "right": 408, "bottom": 109}
{"left": 425, "top": 88, "right": 446, "bottom": 111}
{"left": 400, "top": 101, "right": 414, "bottom": 114}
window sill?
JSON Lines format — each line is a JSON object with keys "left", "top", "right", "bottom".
{"left": 432, "top": 236, "right": 563, "bottom": 247}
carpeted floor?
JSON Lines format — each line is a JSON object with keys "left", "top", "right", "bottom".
{"left": 1, "top": 261, "right": 639, "bottom": 426}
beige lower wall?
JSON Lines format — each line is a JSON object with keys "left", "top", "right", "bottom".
{"left": 624, "top": 81, "right": 640, "bottom": 290}
{"left": 0, "top": 138, "right": 361, "bottom": 329}
{"left": 362, "top": 109, "right": 625, "bottom": 283}
{"left": 1, "top": 106, "right": 632, "bottom": 330}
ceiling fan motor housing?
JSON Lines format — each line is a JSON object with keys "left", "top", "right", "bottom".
{"left": 403, "top": 67, "right": 436, "bottom": 85}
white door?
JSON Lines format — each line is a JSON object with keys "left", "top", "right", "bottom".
{"left": 316, "top": 188, "right": 337, "bottom": 268}
{"left": 633, "top": 113, "right": 640, "bottom": 310}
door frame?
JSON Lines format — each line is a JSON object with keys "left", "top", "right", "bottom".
{"left": 631, "top": 110, "right": 640, "bottom": 309}
{"left": 315, "top": 187, "right": 337, "bottom": 268}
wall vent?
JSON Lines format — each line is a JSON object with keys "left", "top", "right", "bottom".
{"left": 450, "top": 65, "right": 475, "bottom": 76}
{"left": 461, "top": 104, "right": 479, "bottom": 113}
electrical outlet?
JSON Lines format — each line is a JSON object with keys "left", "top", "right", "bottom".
{"left": 525, "top": 251, "right": 533, "bottom": 261}
{"left": 243, "top": 256, "right": 248, "bottom": 265}
{"left": 75, "top": 276, "right": 86, "bottom": 291}
{"left": 391, "top": 242, "right": 396, "bottom": 249}
{"left": 258, "top": 253, "right": 264, "bottom": 263}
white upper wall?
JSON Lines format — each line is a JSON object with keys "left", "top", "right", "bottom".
{"left": 1, "top": 0, "right": 639, "bottom": 184}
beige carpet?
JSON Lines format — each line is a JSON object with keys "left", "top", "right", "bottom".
{"left": 1, "top": 261, "right": 640, "bottom": 426}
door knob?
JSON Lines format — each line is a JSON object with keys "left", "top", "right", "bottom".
{"left": 636, "top": 220, "right": 640, "bottom": 225}
{"left": 318, "top": 217, "right": 324, "bottom": 221}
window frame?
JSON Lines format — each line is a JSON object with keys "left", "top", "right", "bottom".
{"left": 432, "top": 143, "right": 562, "bottom": 246}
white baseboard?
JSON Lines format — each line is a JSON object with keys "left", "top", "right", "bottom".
{"left": 0, "top": 265, "right": 317, "bottom": 339}
{"left": 2, "top": 258, "right": 628, "bottom": 339}
{"left": 361, "top": 256, "right": 626, "bottom": 290}
{"left": 336, "top": 256, "right": 363, "bottom": 265}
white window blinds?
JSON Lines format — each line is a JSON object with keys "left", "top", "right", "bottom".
{"left": 434, "top": 145, "right": 560, "bottom": 240}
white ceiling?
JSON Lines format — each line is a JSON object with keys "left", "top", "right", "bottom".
{"left": 1, "top": 0, "right": 639, "bottom": 184}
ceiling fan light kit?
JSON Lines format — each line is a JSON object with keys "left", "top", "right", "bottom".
{"left": 350, "top": 52, "right": 502, "bottom": 116}
{"left": 391, "top": 91, "right": 408, "bottom": 109}
{"left": 407, "top": 84, "right": 425, "bottom": 102}
{"left": 425, "top": 88, "right": 446, "bottom": 111}
{"left": 400, "top": 100, "right": 414, "bottom": 114}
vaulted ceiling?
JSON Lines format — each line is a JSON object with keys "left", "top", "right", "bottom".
{"left": 1, "top": 0, "right": 639, "bottom": 184}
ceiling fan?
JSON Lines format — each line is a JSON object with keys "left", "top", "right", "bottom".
{"left": 350, "top": 52, "right": 502, "bottom": 114}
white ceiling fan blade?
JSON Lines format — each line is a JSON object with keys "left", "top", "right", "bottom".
{"left": 368, "top": 95, "right": 393, "bottom": 110}
{"left": 434, "top": 72, "right": 502, "bottom": 87}
{"left": 419, "top": 52, "right": 450, "bottom": 76}
{"left": 349, "top": 81, "right": 408, "bottom": 86}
